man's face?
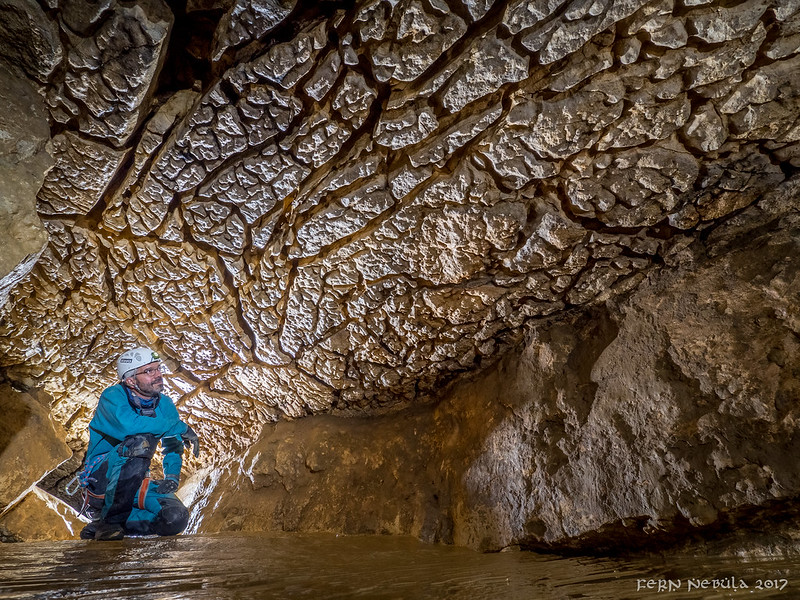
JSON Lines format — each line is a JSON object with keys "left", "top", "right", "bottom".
{"left": 127, "top": 361, "right": 164, "bottom": 397}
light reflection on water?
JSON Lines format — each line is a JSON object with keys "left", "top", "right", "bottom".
{"left": 0, "top": 533, "right": 798, "bottom": 600}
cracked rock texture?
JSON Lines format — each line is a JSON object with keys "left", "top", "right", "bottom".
{"left": 0, "top": 0, "right": 799, "bottom": 549}
{"left": 199, "top": 190, "right": 800, "bottom": 551}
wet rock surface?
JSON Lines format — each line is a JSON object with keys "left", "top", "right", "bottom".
{"left": 0, "top": 488, "right": 82, "bottom": 543}
{"left": 0, "top": 0, "right": 798, "bottom": 550}
{"left": 0, "top": 384, "right": 71, "bottom": 516}
{"left": 199, "top": 191, "right": 800, "bottom": 551}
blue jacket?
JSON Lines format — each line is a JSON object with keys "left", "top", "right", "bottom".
{"left": 85, "top": 384, "right": 188, "bottom": 480}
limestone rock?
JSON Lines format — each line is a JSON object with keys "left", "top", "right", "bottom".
{"left": 681, "top": 102, "right": 727, "bottom": 152}
{"left": 197, "top": 188, "right": 800, "bottom": 551}
{"left": 60, "top": 0, "right": 115, "bottom": 35}
{"left": 375, "top": 103, "right": 438, "bottom": 150}
{"left": 440, "top": 32, "right": 529, "bottom": 113}
{"left": 0, "top": 385, "right": 72, "bottom": 514}
{"left": 0, "top": 0, "right": 798, "bottom": 548}
{"left": 37, "top": 133, "right": 126, "bottom": 216}
{"left": 104, "top": 89, "right": 201, "bottom": 235}
{"left": 367, "top": 1, "right": 467, "bottom": 83}
{"left": 0, "top": 487, "right": 82, "bottom": 542}
{"left": 0, "top": 0, "right": 62, "bottom": 81}
{"left": 566, "top": 138, "right": 700, "bottom": 227}
{"left": 0, "top": 63, "right": 51, "bottom": 303}
{"left": 686, "top": 0, "right": 769, "bottom": 44}
{"left": 46, "top": 0, "right": 173, "bottom": 147}
{"left": 212, "top": 0, "right": 297, "bottom": 61}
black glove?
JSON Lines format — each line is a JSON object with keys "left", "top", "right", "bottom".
{"left": 118, "top": 433, "right": 157, "bottom": 458}
{"left": 181, "top": 425, "right": 200, "bottom": 458}
{"left": 153, "top": 478, "right": 179, "bottom": 494}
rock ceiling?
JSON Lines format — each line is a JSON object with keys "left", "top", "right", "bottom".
{"left": 0, "top": 0, "right": 798, "bottom": 459}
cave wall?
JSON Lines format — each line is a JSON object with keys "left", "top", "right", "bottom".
{"left": 197, "top": 187, "right": 799, "bottom": 551}
{"left": 0, "top": 60, "right": 51, "bottom": 303}
{"left": 0, "top": 0, "right": 798, "bottom": 547}
{"left": 1, "top": 0, "right": 799, "bottom": 461}
{"left": 0, "top": 383, "right": 73, "bottom": 540}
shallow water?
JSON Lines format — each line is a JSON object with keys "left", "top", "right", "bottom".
{"left": 0, "top": 533, "right": 798, "bottom": 600}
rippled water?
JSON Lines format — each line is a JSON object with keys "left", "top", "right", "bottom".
{"left": 1, "top": 533, "right": 798, "bottom": 600}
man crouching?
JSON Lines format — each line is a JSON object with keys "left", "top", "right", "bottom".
{"left": 77, "top": 347, "right": 200, "bottom": 541}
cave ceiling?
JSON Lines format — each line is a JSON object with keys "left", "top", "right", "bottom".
{"left": 0, "top": 0, "right": 799, "bottom": 458}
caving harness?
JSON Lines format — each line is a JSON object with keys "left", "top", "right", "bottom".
{"left": 66, "top": 451, "right": 154, "bottom": 517}
{"left": 66, "top": 454, "right": 107, "bottom": 517}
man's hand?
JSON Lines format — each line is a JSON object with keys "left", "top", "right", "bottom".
{"left": 181, "top": 425, "right": 200, "bottom": 458}
{"left": 153, "top": 478, "right": 179, "bottom": 494}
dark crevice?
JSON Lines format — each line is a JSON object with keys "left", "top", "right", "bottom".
{"left": 157, "top": 1, "right": 222, "bottom": 96}
{"left": 696, "top": 185, "right": 794, "bottom": 245}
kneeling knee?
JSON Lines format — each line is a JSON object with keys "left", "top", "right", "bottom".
{"left": 118, "top": 434, "right": 158, "bottom": 459}
{"left": 155, "top": 503, "right": 189, "bottom": 536}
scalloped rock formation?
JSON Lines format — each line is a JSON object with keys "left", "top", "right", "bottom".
{"left": 197, "top": 189, "right": 799, "bottom": 551}
{"left": 0, "top": 0, "right": 799, "bottom": 550}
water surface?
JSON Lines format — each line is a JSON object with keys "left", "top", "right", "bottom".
{"left": 1, "top": 533, "right": 798, "bottom": 599}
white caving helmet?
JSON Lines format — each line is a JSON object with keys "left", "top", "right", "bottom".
{"left": 117, "top": 347, "right": 161, "bottom": 380}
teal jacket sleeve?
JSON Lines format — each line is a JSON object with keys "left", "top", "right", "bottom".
{"left": 161, "top": 436, "right": 184, "bottom": 481}
{"left": 155, "top": 393, "right": 188, "bottom": 481}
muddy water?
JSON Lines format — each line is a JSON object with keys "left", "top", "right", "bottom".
{"left": 0, "top": 533, "right": 798, "bottom": 599}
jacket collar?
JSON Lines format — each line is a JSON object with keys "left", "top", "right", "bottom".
{"left": 123, "top": 385, "right": 160, "bottom": 417}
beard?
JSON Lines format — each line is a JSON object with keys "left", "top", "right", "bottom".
{"left": 138, "top": 378, "right": 164, "bottom": 398}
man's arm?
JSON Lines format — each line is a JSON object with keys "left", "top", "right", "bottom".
{"left": 160, "top": 435, "right": 184, "bottom": 490}
{"left": 159, "top": 424, "right": 200, "bottom": 490}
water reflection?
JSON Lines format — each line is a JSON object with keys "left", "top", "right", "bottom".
{"left": 0, "top": 533, "right": 798, "bottom": 599}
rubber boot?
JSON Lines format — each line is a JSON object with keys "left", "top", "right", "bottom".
{"left": 80, "top": 520, "right": 125, "bottom": 541}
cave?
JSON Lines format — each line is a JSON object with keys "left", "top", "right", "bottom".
{"left": 1, "top": 0, "right": 799, "bottom": 578}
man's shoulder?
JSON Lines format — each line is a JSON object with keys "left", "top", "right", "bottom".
{"left": 100, "top": 383, "right": 126, "bottom": 400}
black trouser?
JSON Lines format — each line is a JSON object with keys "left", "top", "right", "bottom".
{"left": 86, "top": 434, "right": 189, "bottom": 535}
